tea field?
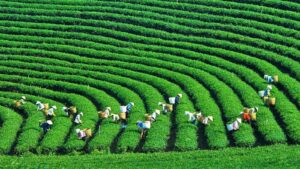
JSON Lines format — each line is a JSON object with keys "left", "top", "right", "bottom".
{"left": 0, "top": 0, "right": 299, "bottom": 168}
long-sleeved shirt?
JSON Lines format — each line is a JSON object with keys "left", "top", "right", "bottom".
{"left": 126, "top": 103, "right": 134, "bottom": 112}
{"left": 175, "top": 96, "right": 180, "bottom": 104}
{"left": 74, "top": 114, "right": 82, "bottom": 124}
{"left": 265, "top": 76, "right": 274, "bottom": 83}
{"left": 47, "top": 108, "right": 55, "bottom": 116}
{"left": 37, "top": 103, "right": 45, "bottom": 111}
{"left": 40, "top": 122, "right": 51, "bottom": 133}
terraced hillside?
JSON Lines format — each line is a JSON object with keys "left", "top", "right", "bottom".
{"left": 0, "top": 0, "right": 299, "bottom": 158}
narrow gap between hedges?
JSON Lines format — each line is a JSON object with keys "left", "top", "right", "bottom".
{"left": 166, "top": 103, "right": 178, "bottom": 151}
{"left": 268, "top": 106, "right": 293, "bottom": 145}
{"left": 9, "top": 106, "right": 28, "bottom": 155}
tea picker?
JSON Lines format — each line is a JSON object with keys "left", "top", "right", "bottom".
{"left": 14, "top": 96, "right": 26, "bottom": 107}
{"left": 98, "top": 107, "right": 112, "bottom": 119}
{"left": 264, "top": 75, "right": 279, "bottom": 83}
{"left": 136, "top": 120, "right": 151, "bottom": 139}
{"left": 74, "top": 112, "right": 83, "bottom": 125}
{"left": 125, "top": 102, "right": 135, "bottom": 118}
{"left": 39, "top": 120, "right": 53, "bottom": 133}
{"left": 46, "top": 106, "right": 57, "bottom": 119}
{"left": 174, "top": 93, "right": 183, "bottom": 104}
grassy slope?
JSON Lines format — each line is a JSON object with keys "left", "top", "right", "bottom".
{"left": 1, "top": 144, "right": 299, "bottom": 168}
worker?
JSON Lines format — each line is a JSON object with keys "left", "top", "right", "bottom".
{"left": 63, "top": 106, "right": 71, "bottom": 117}
{"left": 201, "top": 116, "right": 214, "bottom": 125}
{"left": 150, "top": 109, "right": 160, "bottom": 122}
{"left": 264, "top": 75, "right": 274, "bottom": 83}
{"left": 98, "top": 107, "right": 111, "bottom": 119}
{"left": 185, "top": 111, "right": 197, "bottom": 125}
{"left": 240, "top": 108, "right": 251, "bottom": 123}
{"left": 264, "top": 85, "right": 272, "bottom": 97}
{"left": 125, "top": 102, "right": 134, "bottom": 118}
{"left": 249, "top": 107, "right": 258, "bottom": 121}
{"left": 14, "top": 96, "right": 26, "bottom": 107}
{"left": 76, "top": 128, "right": 87, "bottom": 140}
{"left": 39, "top": 120, "right": 53, "bottom": 133}
{"left": 136, "top": 120, "right": 151, "bottom": 139}
{"left": 227, "top": 118, "right": 242, "bottom": 132}
{"left": 158, "top": 102, "right": 173, "bottom": 114}
{"left": 74, "top": 112, "right": 83, "bottom": 125}
{"left": 175, "top": 94, "right": 183, "bottom": 104}
{"left": 36, "top": 101, "right": 45, "bottom": 111}
{"left": 46, "top": 106, "right": 57, "bottom": 119}
{"left": 196, "top": 112, "right": 213, "bottom": 125}
{"left": 110, "top": 113, "right": 120, "bottom": 123}
{"left": 19, "top": 96, "right": 26, "bottom": 104}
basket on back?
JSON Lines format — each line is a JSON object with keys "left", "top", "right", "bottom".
{"left": 119, "top": 106, "right": 127, "bottom": 120}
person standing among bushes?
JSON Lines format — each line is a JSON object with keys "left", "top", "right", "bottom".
{"left": 46, "top": 106, "right": 57, "bottom": 119}
{"left": 36, "top": 101, "right": 45, "bottom": 111}
{"left": 39, "top": 120, "right": 53, "bottom": 133}
{"left": 125, "top": 102, "right": 134, "bottom": 118}
{"left": 175, "top": 94, "right": 183, "bottom": 104}
{"left": 76, "top": 128, "right": 86, "bottom": 140}
{"left": 249, "top": 107, "right": 258, "bottom": 121}
{"left": 136, "top": 120, "right": 151, "bottom": 139}
{"left": 14, "top": 96, "right": 26, "bottom": 107}
{"left": 74, "top": 112, "right": 83, "bottom": 125}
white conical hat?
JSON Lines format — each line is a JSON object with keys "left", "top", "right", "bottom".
{"left": 264, "top": 75, "right": 268, "bottom": 79}
{"left": 106, "top": 107, "right": 111, "bottom": 111}
{"left": 36, "top": 101, "right": 41, "bottom": 105}
{"left": 47, "top": 120, "right": 53, "bottom": 125}
{"left": 178, "top": 93, "right": 183, "bottom": 98}
{"left": 158, "top": 102, "right": 163, "bottom": 106}
{"left": 155, "top": 109, "right": 160, "bottom": 114}
{"left": 255, "top": 107, "right": 259, "bottom": 112}
{"left": 80, "top": 112, "right": 83, "bottom": 116}
{"left": 75, "top": 129, "right": 81, "bottom": 134}
{"left": 21, "top": 96, "right": 26, "bottom": 100}
{"left": 130, "top": 102, "right": 135, "bottom": 106}
{"left": 52, "top": 106, "right": 57, "bottom": 109}
{"left": 208, "top": 116, "right": 213, "bottom": 121}
{"left": 267, "top": 85, "right": 272, "bottom": 90}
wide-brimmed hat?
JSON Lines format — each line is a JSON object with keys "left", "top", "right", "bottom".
{"left": 36, "top": 101, "right": 41, "bottom": 105}
{"left": 47, "top": 120, "right": 53, "bottom": 125}
{"left": 106, "top": 107, "right": 111, "bottom": 111}
{"left": 178, "top": 94, "right": 183, "bottom": 98}
{"left": 75, "top": 129, "right": 81, "bottom": 134}
{"left": 21, "top": 96, "right": 26, "bottom": 100}
{"left": 155, "top": 109, "right": 160, "bottom": 115}
{"left": 130, "top": 102, "right": 135, "bottom": 106}
{"left": 267, "top": 85, "right": 272, "bottom": 90}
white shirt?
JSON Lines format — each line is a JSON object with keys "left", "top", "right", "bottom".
{"left": 47, "top": 108, "right": 55, "bottom": 116}
{"left": 151, "top": 112, "right": 157, "bottom": 120}
{"left": 144, "top": 121, "right": 151, "bottom": 129}
{"left": 37, "top": 103, "right": 45, "bottom": 111}
{"left": 104, "top": 109, "right": 110, "bottom": 118}
{"left": 74, "top": 114, "right": 82, "bottom": 124}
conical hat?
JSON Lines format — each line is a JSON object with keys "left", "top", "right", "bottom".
{"left": 47, "top": 120, "right": 53, "bottom": 125}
